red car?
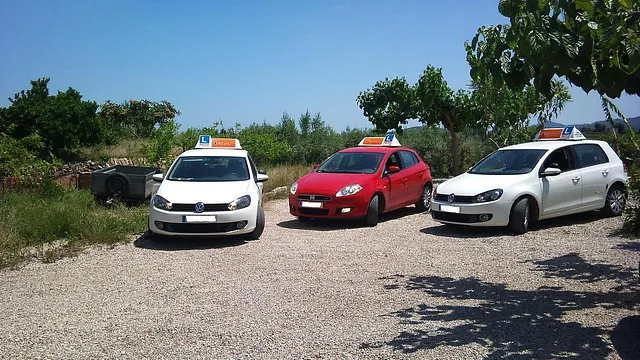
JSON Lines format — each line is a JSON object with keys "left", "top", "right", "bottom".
{"left": 288, "top": 132, "right": 433, "bottom": 226}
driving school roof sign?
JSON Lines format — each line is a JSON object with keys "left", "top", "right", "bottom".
{"left": 194, "top": 135, "right": 242, "bottom": 149}
{"left": 534, "top": 126, "right": 586, "bottom": 141}
{"left": 358, "top": 132, "right": 402, "bottom": 147}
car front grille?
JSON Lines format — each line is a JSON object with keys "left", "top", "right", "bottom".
{"left": 434, "top": 194, "right": 475, "bottom": 203}
{"left": 297, "top": 194, "right": 332, "bottom": 201}
{"left": 169, "top": 203, "right": 230, "bottom": 212}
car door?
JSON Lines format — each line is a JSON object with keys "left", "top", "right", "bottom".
{"left": 570, "top": 143, "right": 611, "bottom": 209}
{"left": 383, "top": 152, "right": 408, "bottom": 209}
{"left": 399, "top": 150, "right": 424, "bottom": 204}
{"left": 539, "top": 146, "right": 583, "bottom": 216}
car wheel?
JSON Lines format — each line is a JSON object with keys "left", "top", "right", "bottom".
{"left": 364, "top": 195, "right": 380, "bottom": 227}
{"left": 509, "top": 197, "right": 530, "bottom": 235}
{"left": 298, "top": 216, "right": 312, "bottom": 222}
{"left": 602, "top": 184, "right": 626, "bottom": 217}
{"left": 415, "top": 183, "right": 432, "bottom": 212}
{"left": 246, "top": 206, "right": 266, "bottom": 240}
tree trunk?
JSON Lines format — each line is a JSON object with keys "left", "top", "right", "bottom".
{"left": 443, "top": 113, "right": 460, "bottom": 176}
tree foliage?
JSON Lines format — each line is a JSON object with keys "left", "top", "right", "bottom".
{"left": 98, "top": 99, "right": 181, "bottom": 139}
{"left": 466, "top": 0, "right": 640, "bottom": 99}
{"left": 0, "top": 78, "right": 105, "bottom": 160}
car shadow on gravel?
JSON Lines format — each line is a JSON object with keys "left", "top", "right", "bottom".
{"left": 420, "top": 211, "right": 614, "bottom": 239}
{"left": 361, "top": 263, "right": 639, "bottom": 359}
{"left": 277, "top": 207, "right": 424, "bottom": 231}
{"left": 132, "top": 233, "right": 247, "bottom": 251}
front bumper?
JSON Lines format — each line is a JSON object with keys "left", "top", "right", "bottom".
{"left": 430, "top": 199, "right": 513, "bottom": 227}
{"left": 148, "top": 204, "right": 257, "bottom": 237}
{"left": 288, "top": 193, "right": 369, "bottom": 218}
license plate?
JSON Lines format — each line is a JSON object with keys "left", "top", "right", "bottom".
{"left": 440, "top": 205, "right": 460, "bottom": 213}
{"left": 183, "top": 215, "right": 217, "bottom": 223}
{"left": 300, "top": 201, "right": 323, "bottom": 208}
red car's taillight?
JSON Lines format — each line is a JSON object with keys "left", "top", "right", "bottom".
{"left": 623, "top": 162, "right": 628, "bottom": 174}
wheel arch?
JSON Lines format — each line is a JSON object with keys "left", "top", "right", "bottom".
{"left": 373, "top": 191, "right": 386, "bottom": 213}
{"left": 510, "top": 193, "right": 540, "bottom": 221}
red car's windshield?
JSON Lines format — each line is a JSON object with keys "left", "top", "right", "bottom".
{"left": 316, "top": 151, "right": 385, "bottom": 174}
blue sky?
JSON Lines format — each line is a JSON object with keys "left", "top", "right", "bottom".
{"left": 1, "top": 0, "right": 638, "bottom": 132}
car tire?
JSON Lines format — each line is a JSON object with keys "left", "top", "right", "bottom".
{"left": 246, "top": 206, "right": 266, "bottom": 240}
{"left": 509, "top": 197, "right": 530, "bottom": 235}
{"left": 415, "top": 183, "right": 432, "bottom": 212}
{"left": 602, "top": 184, "right": 626, "bottom": 217}
{"left": 298, "top": 216, "right": 311, "bottom": 222}
{"left": 364, "top": 195, "right": 380, "bottom": 227}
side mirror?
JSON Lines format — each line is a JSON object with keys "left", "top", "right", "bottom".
{"left": 541, "top": 167, "right": 562, "bottom": 177}
{"left": 152, "top": 173, "right": 164, "bottom": 182}
{"left": 312, "top": 164, "right": 319, "bottom": 170}
{"left": 387, "top": 165, "right": 401, "bottom": 174}
{"left": 258, "top": 169, "right": 267, "bottom": 175}
{"left": 256, "top": 173, "right": 269, "bottom": 182}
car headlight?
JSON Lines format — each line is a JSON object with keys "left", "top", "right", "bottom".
{"left": 336, "top": 184, "right": 363, "bottom": 197}
{"left": 152, "top": 195, "right": 172, "bottom": 210}
{"left": 290, "top": 182, "right": 298, "bottom": 195}
{"left": 474, "top": 189, "right": 503, "bottom": 203}
{"left": 228, "top": 195, "right": 251, "bottom": 210}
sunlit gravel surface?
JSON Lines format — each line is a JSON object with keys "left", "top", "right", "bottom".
{"left": 0, "top": 199, "right": 638, "bottom": 359}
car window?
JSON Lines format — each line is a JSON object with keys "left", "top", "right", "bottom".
{"left": 399, "top": 150, "right": 418, "bottom": 168}
{"left": 572, "top": 144, "right": 610, "bottom": 168}
{"left": 166, "top": 156, "right": 250, "bottom": 182}
{"left": 316, "top": 151, "right": 385, "bottom": 174}
{"left": 542, "top": 147, "right": 575, "bottom": 172}
{"left": 247, "top": 154, "right": 258, "bottom": 180}
{"left": 468, "top": 149, "right": 547, "bottom": 175}
{"left": 385, "top": 152, "right": 403, "bottom": 171}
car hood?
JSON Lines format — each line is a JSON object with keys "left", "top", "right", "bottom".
{"left": 295, "top": 172, "right": 375, "bottom": 194}
{"left": 436, "top": 172, "right": 529, "bottom": 196}
{"left": 156, "top": 179, "right": 253, "bottom": 203}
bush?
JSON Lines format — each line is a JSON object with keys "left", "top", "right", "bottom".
{"left": 0, "top": 187, "right": 147, "bottom": 268}
{"left": 622, "top": 165, "right": 640, "bottom": 237}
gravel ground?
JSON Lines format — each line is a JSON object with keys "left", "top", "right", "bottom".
{"left": 0, "top": 199, "right": 638, "bottom": 359}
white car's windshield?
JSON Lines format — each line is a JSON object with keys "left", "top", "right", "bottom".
{"left": 166, "top": 156, "right": 250, "bottom": 181}
{"left": 317, "top": 152, "right": 385, "bottom": 174}
{"left": 469, "top": 149, "right": 548, "bottom": 175}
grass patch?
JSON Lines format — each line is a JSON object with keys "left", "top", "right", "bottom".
{"left": 263, "top": 165, "right": 313, "bottom": 195}
{"left": 0, "top": 187, "right": 147, "bottom": 268}
{"left": 79, "top": 138, "right": 149, "bottom": 162}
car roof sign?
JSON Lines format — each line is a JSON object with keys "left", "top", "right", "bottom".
{"left": 194, "top": 135, "right": 242, "bottom": 149}
{"left": 358, "top": 131, "right": 402, "bottom": 147}
{"left": 534, "top": 126, "right": 586, "bottom": 141}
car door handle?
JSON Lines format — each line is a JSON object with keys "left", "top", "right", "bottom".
{"left": 402, "top": 178, "right": 407, "bottom": 183}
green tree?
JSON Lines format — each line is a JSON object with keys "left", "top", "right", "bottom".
{"left": 98, "top": 99, "right": 181, "bottom": 139}
{"left": 0, "top": 78, "right": 105, "bottom": 160}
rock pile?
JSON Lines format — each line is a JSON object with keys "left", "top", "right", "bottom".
{"left": 53, "top": 161, "right": 108, "bottom": 177}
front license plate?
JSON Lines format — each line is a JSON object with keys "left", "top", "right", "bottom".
{"left": 300, "top": 201, "right": 323, "bottom": 208}
{"left": 440, "top": 205, "right": 460, "bottom": 213}
{"left": 183, "top": 215, "right": 217, "bottom": 223}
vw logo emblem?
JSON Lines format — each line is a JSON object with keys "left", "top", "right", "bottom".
{"left": 448, "top": 194, "right": 455, "bottom": 203}
{"left": 194, "top": 202, "right": 205, "bottom": 213}
{"left": 309, "top": 195, "right": 315, "bottom": 200}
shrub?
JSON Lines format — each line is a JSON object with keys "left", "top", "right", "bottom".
{"left": 622, "top": 165, "right": 640, "bottom": 237}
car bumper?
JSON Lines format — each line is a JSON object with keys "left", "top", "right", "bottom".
{"left": 288, "top": 193, "right": 369, "bottom": 218}
{"left": 430, "top": 199, "right": 513, "bottom": 227}
{"left": 148, "top": 204, "right": 257, "bottom": 237}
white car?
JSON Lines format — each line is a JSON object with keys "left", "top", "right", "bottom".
{"left": 147, "top": 136, "right": 269, "bottom": 241}
{"left": 430, "top": 126, "right": 628, "bottom": 234}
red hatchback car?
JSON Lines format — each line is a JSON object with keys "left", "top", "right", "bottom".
{"left": 288, "top": 132, "right": 433, "bottom": 226}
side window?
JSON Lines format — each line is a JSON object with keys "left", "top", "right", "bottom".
{"left": 385, "top": 152, "right": 403, "bottom": 171}
{"left": 399, "top": 150, "right": 418, "bottom": 168}
{"left": 542, "top": 147, "right": 574, "bottom": 172}
{"left": 247, "top": 154, "right": 258, "bottom": 180}
{"left": 573, "top": 144, "right": 610, "bottom": 168}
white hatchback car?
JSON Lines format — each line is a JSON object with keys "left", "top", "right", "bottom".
{"left": 430, "top": 126, "right": 628, "bottom": 234}
{"left": 147, "top": 136, "right": 269, "bottom": 241}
